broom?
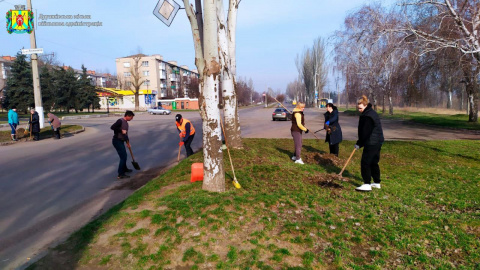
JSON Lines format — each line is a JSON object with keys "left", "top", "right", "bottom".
{"left": 219, "top": 118, "right": 241, "bottom": 189}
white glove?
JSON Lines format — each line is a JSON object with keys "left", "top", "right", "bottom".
{"left": 354, "top": 144, "right": 360, "bottom": 150}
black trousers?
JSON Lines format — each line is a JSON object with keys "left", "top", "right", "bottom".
{"left": 361, "top": 144, "right": 382, "bottom": 184}
{"left": 54, "top": 128, "right": 61, "bottom": 139}
{"left": 112, "top": 138, "right": 128, "bottom": 176}
{"left": 329, "top": 143, "right": 339, "bottom": 156}
{"left": 33, "top": 132, "right": 40, "bottom": 141}
{"left": 184, "top": 133, "right": 195, "bottom": 157}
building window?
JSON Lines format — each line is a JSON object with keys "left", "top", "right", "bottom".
{"left": 143, "top": 71, "right": 149, "bottom": 76}
{"left": 123, "top": 62, "right": 130, "bottom": 68}
{"left": 126, "top": 81, "right": 132, "bottom": 87}
{"left": 142, "top": 61, "right": 149, "bottom": 67}
{"left": 124, "top": 72, "right": 131, "bottom": 77}
{"left": 144, "top": 79, "right": 150, "bottom": 86}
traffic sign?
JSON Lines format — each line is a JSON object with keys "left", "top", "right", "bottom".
{"left": 21, "top": 48, "right": 44, "bottom": 55}
{"left": 153, "top": 0, "right": 181, "bottom": 27}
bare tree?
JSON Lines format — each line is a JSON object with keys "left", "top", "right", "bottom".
{"left": 183, "top": 0, "right": 225, "bottom": 192}
{"left": 128, "top": 54, "right": 145, "bottom": 111}
{"left": 218, "top": 0, "right": 242, "bottom": 149}
{"left": 398, "top": 0, "right": 479, "bottom": 122}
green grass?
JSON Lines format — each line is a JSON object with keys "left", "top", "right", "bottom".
{"left": 29, "top": 138, "right": 480, "bottom": 269}
{"left": 343, "top": 109, "right": 480, "bottom": 130}
{"left": 0, "top": 124, "right": 83, "bottom": 143}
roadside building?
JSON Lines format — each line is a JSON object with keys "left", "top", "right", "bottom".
{"left": 96, "top": 87, "right": 156, "bottom": 111}
{"left": 157, "top": 98, "right": 199, "bottom": 110}
{"left": 115, "top": 54, "right": 199, "bottom": 102}
{"left": 0, "top": 56, "right": 15, "bottom": 110}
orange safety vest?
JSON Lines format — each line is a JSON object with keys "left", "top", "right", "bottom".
{"left": 176, "top": 119, "right": 195, "bottom": 137}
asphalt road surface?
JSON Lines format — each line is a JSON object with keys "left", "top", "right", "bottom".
{"left": 0, "top": 106, "right": 478, "bottom": 269}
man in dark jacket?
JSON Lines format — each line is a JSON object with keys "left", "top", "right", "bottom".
{"left": 29, "top": 109, "right": 40, "bottom": 141}
{"left": 324, "top": 103, "right": 343, "bottom": 156}
{"left": 111, "top": 110, "right": 135, "bottom": 179}
{"left": 355, "top": 95, "right": 384, "bottom": 192}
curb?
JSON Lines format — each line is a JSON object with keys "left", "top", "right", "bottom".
{"left": 0, "top": 126, "right": 85, "bottom": 146}
{"left": 61, "top": 112, "right": 147, "bottom": 120}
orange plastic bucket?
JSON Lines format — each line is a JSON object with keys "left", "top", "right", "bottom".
{"left": 191, "top": 163, "right": 203, "bottom": 182}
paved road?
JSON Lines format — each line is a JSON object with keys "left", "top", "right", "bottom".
{"left": 240, "top": 106, "right": 480, "bottom": 141}
{"left": 1, "top": 106, "right": 479, "bottom": 269}
{"left": 0, "top": 111, "right": 203, "bottom": 269}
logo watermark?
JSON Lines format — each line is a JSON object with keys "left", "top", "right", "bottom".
{"left": 37, "top": 13, "right": 103, "bottom": 27}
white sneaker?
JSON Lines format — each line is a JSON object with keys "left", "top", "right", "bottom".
{"left": 295, "top": 159, "right": 304, "bottom": 164}
{"left": 291, "top": 156, "right": 296, "bottom": 161}
{"left": 371, "top": 183, "right": 381, "bottom": 189}
{"left": 355, "top": 184, "right": 372, "bottom": 191}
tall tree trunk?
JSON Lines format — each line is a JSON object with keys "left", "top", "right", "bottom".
{"left": 218, "top": 0, "right": 242, "bottom": 149}
{"left": 135, "top": 92, "right": 139, "bottom": 111}
{"left": 388, "top": 94, "right": 393, "bottom": 115}
{"left": 466, "top": 84, "right": 478, "bottom": 122}
{"left": 201, "top": 0, "right": 225, "bottom": 192}
{"left": 447, "top": 90, "right": 452, "bottom": 109}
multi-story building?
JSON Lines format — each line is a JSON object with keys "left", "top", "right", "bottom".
{"left": 115, "top": 54, "right": 199, "bottom": 100}
{"left": 0, "top": 56, "right": 15, "bottom": 109}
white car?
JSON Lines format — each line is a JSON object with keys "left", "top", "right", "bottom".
{"left": 147, "top": 107, "right": 171, "bottom": 115}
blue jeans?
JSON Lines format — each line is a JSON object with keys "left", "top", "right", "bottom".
{"left": 9, "top": 123, "right": 17, "bottom": 134}
{"left": 112, "top": 138, "right": 127, "bottom": 176}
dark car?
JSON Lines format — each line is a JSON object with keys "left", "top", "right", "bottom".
{"left": 272, "top": 108, "right": 291, "bottom": 121}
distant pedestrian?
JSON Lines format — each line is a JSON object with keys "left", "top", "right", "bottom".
{"left": 111, "top": 110, "right": 135, "bottom": 179}
{"left": 29, "top": 109, "right": 40, "bottom": 141}
{"left": 47, "top": 112, "right": 61, "bottom": 139}
{"left": 355, "top": 95, "right": 384, "bottom": 192}
{"left": 324, "top": 103, "right": 343, "bottom": 156}
{"left": 175, "top": 114, "right": 196, "bottom": 157}
{"left": 291, "top": 102, "right": 309, "bottom": 164}
{"left": 8, "top": 106, "right": 19, "bottom": 141}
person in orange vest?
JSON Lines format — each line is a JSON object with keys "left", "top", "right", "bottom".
{"left": 175, "top": 114, "right": 196, "bottom": 157}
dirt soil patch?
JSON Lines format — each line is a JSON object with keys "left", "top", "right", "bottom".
{"left": 302, "top": 152, "right": 343, "bottom": 167}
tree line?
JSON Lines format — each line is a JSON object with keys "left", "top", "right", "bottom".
{"left": 332, "top": 0, "right": 479, "bottom": 122}
{"left": 2, "top": 53, "right": 100, "bottom": 114}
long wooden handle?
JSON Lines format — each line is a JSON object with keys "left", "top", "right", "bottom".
{"left": 127, "top": 142, "right": 135, "bottom": 161}
{"left": 273, "top": 97, "right": 318, "bottom": 139}
{"left": 177, "top": 144, "right": 181, "bottom": 162}
{"left": 272, "top": 97, "right": 293, "bottom": 114}
{"left": 219, "top": 118, "right": 236, "bottom": 177}
{"left": 339, "top": 148, "right": 356, "bottom": 176}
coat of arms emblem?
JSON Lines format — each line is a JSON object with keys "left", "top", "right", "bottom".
{"left": 6, "top": 10, "right": 34, "bottom": 34}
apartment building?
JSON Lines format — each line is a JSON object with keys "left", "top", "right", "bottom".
{"left": 115, "top": 54, "right": 199, "bottom": 100}
{"left": 0, "top": 56, "right": 15, "bottom": 109}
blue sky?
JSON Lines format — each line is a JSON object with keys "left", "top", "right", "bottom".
{"left": 1, "top": 0, "right": 394, "bottom": 93}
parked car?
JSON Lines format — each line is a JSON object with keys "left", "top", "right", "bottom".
{"left": 272, "top": 108, "right": 291, "bottom": 121}
{"left": 148, "top": 107, "right": 171, "bottom": 115}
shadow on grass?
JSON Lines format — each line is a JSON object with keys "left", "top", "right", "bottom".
{"left": 411, "top": 142, "right": 480, "bottom": 162}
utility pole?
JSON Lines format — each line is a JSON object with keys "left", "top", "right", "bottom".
{"left": 27, "top": 0, "right": 44, "bottom": 128}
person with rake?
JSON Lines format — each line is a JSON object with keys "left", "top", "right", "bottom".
{"left": 355, "top": 95, "right": 384, "bottom": 192}
{"left": 324, "top": 103, "right": 343, "bottom": 157}
{"left": 291, "top": 102, "right": 309, "bottom": 165}
{"left": 175, "top": 114, "right": 196, "bottom": 158}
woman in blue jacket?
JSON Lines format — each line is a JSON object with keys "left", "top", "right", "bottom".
{"left": 8, "top": 106, "right": 19, "bottom": 141}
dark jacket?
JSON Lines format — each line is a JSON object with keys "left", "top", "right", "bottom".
{"left": 356, "top": 103, "right": 384, "bottom": 147}
{"left": 324, "top": 107, "right": 343, "bottom": 145}
{"left": 30, "top": 112, "right": 40, "bottom": 133}
{"left": 291, "top": 111, "right": 305, "bottom": 133}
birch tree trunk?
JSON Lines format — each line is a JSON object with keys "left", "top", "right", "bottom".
{"left": 183, "top": 0, "right": 225, "bottom": 192}
{"left": 201, "top": 0, "right": 225, "bottom": 192}
{"left": 218, "top": 0, "right": 242, "bottom": 149}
